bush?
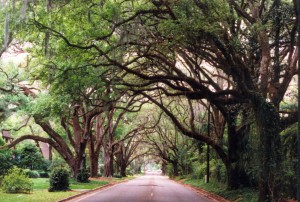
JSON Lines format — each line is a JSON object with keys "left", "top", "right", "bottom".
{"left": 76, "top": 169, "right": 90, "bottom": 183}
{"left": 1, "top": 166, "right": 33, "bottom": 193}
{"left": 127, "top": 170, "right": 134, "bottom": 176}
{"left": 38, "top": 170, "right": 49, "bottom": 178}
{"left": 48, "top": 168, "right": 69, "bottom": 192}
{"left": 211, "top": 160, "right": 226, "bottom": 183}
{"left": 113, "top": 174, "right": 122, "bottom": 178}
{"left": 191, "top": 162, "right": 206, "bottom": 179}
{"left": 24, "top": 169, "right": 40, "bottom": 178}
{"left": 278, "top": 161, "right": 296, "bottom": 199}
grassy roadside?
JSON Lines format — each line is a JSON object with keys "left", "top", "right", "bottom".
{"left": 32, "top": 178, "right": 108, "bottom": 190}
{"left": 0, "top": 176, "right": 135, "bottom": 202}
{"left": 176, "top": 177, "right": 258, "bottom": 202}
{"left": 0, "top": 190, "right": 79, "bottom": 202}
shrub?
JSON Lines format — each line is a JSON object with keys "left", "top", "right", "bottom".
{"left": 76, "top": 169, "right": 90, "bottom": 183}
{"left": 113, "top": 174, "right": 122, "bottom": 178}
{"left": 38, "top": 170, "right": 49, "bottom": 178}
{"left": 48, "top": 168, "right": 69, "bottom": 192}
{"left": 127, "top": 170, "right": 134, "bottom": 176}
{"left": 278, "top": 161, "right": 296, "bottom": 198}
{"left": 1, "top": 166, "right": 33, "bottom": 193}
{"left": 24, "top": 169, "right": 40, "bottom": 178}
{"left": 190, "top": 162, "right": 206, "bottom": 180}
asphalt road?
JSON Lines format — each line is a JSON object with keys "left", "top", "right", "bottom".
{"left": 68, "top": 175, "right": 215, "bottom": 202}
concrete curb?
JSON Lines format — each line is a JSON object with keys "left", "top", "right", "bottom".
{"left": 58, "top": 179, "right": 130, "bottom": 202}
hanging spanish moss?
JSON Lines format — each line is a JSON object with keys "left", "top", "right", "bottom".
{"left": 45, "top": 0, "right": 52, "bottom": 57}
{"left": 0, "top": 0, "right": 5, "bottom": 8}
{"left": 20, "top": 0, "right": 28, "bottom": 20}
{"left": 12, "top": 0, "right": 16, "bottom": 11}
{"left": 3, "top": 13, "right": 9, "bottom": 49}
{"left": 46, "top": 0, "right": 52, "bottom": 12}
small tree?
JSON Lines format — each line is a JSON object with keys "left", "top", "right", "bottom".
{"left": 76, "top": 169, "right": 90, "bottom": 183}
{"left": 15, "top": 142, "right": 48, "bottom": 170}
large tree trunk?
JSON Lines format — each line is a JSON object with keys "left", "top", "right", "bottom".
{"left": 88, "top": 139, "right": 101, "bottom": 177}
{"left": 68, "top": 155, "right": 83, "bottom": 178}
{"left": 226, "top": 162, "right": 250, "bottom": 190}
{"left": 161, "top": 161, "right": 166, "bottom": 175}
{"left": 120, "top": 163, "right": 127, "bottom": 177}
{"left": 226, "top": 108, "right": 251, "bottom": 189}
{"left": 88, "top": 115, "right": 104, "bottom": 177}
{"left": 252, "top": 95, "right": 281, "bottom": 202}
{"left": 89, "top": 153, "right": 99, "bottom": 177}
{"left": 172, "top": 161, "right": 179, "bottom": 177}
{"left": 103, "top": 149, "right": 114, "bottom": 177}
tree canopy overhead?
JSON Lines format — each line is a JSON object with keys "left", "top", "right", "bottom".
{"left": 0, "top": 0, "right": 298, "bottom": 201}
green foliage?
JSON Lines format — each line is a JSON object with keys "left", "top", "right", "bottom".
{"left": 278, "top": 123, "right": 297, "bottom": 198}
{"left": 113, "top": 174, "right": 122, "bottom": 178}
{"left": 30, "top": 178, "right": 108, "bottom": 190}
{"left": 210, "top": 159, "right": 226, "bottom": 183}
{"left": 190, "top": 159, "right": 226, "bottom": 183}
{"left": 0, "top": 148, "right": 14, "bottom": 176}
{"left": 38, "top": 171, "right": 49, "bottom": 178}
{"left": 190, "top": 162, "right": 206, "bottom": 179}
{"left": 1, "top": 166, "right": 33, "bottom": 193}
{"left": 0, "top": 61, "right": 31, "bottom": 122}
{"left": 48, "top": 168, "right": 69, "bottom": 192}
{"left": 0, "top": 136, "right": 5, "bottom": 146}
{"left": 49, "top": 157, "right": 70, "bottom": 171}
{"left": 281, "top": 123, "right": 297, "bottom": 158}
{"left": 76, "top": 169, "right": 90, "bottom": 183}
{"left": 183, "top": 177, "right": 258, "bottom": 202}
{"left": 15, "top": 142, "right": 48, "bottom": 171}
{"left": 24, "top": 169, "right": 40, "bottom": 178}
{"left": 277, "top": 161, "right": 296, "bottom": 199}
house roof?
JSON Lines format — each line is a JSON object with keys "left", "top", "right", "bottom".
{"left": 2, "top": 130, "right": 13, "bottom": 139}
{"left": 39, "top": 142, "right": 50, "bottom": 160}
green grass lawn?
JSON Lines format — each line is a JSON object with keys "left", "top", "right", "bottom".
{"left": 112, "top": 175, "right": 136, "bottom": 182}
{"left": 0, "top": 190, "right": 78, "bottom": 202}
{"left": 0, "top": 178, "right": 109, "bottom": 202}
{"left": 182, "top": 178, "right": 258, "bottom": 202}
{"left": 32, "top": 178, "right": 108, "bottom": 190}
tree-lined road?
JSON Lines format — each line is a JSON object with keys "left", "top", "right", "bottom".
{"left": 68, "top": 175, "right": 214, "bottom": 202}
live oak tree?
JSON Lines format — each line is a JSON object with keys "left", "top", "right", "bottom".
{"left": 103, "top": 1, "right": 297, "bottom": 201}
{"left": 1, "top": 0, "right": 298, "bottom": 201}
{"left": 145, "top": 117, "right": 197, "bottom": 177}
{"left": 0, "top": 0, "right": 148, "bottom": 178}
{"left": 97, "top": 94, "right": 147, "bottom": 177}
{"left": 114, "top": 127, "right": 147, "bottom": 177}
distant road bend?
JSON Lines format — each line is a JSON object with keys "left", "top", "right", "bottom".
{"left": 68, "top": 175, "right": 215, "bottom": 202}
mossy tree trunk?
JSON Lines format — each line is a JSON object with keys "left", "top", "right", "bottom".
{"left": 226, "top": 107, "right": 251, "bottom": 189}
{"left": 172, "top": 161, "right": 179, "bottom": 177}
{"left": 103, "top": 147, "right": 114, "bottom": 177}
{"left": 251, "top": 95, "right": 281, "bottom": 202}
